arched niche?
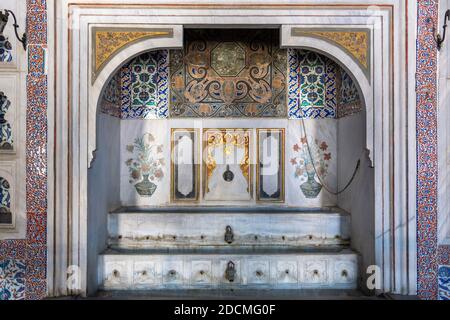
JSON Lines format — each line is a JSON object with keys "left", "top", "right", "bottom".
{"left": 88, "top": 27, "right": 184, "bottom": 167}
{"left": 59, "top": 5, "right": 409, "bottom": 297}
{"left": 280, "top": 29, "right": 374, "bottom": 165}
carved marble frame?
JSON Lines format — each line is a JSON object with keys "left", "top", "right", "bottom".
{"left": 51, "top": 1, "right": 416, "bottom": 297}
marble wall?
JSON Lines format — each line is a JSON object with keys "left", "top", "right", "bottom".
{"left": 87, "top": 113, "right": 121, "bottom": 295}
{"left": 112, "top": 118, "right": 339, "bottom": 208}
{"left": 336, "top": 111, "right": 374, "bottom": 292}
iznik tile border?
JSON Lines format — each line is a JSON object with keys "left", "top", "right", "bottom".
{"left": 416, "top": 0, "right": 439, "bottom": 300}
{"left": 0, "top": 0, "right": 48, "bottom": 300}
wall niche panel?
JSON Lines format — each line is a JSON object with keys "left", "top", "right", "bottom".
{"left": 257, "top": 128, "right": 285, "bottom": 202}
{"left": 171, "top": 128, "right": 200, "bottom": 202}
{"left": 203, "top": 128, "right": 252, "bottom": 201}
{"left": 0, "top": 75, "right": 18, "bottom": 154}
{"left": 0, "top": 161, "right": 16, "bottom": 228}
{"left": 0, "top": 91, "right": 14, "bottom": 151}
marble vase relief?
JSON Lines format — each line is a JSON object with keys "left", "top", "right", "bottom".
{"left": 0, "top": 92, "right": 13, "bottom": 151}
{"left": 290, "top": 135, "right": 331, "bottom": 199}
{"left": 125, "top": 133, "right": 165, "bottom": 197}
{"left": 203, "top": 129, "right": 252, "bottom": 201}
{"left": 0, "top": 34, "right": 12, "bottom": 63}
{"left": 0, "top": 12, "right": 13, "bottom": 63}
{"left": 0, "top": 176, "right": 12, "bottom": 225}
{"left": 257, "top": 128, "right": 285, "bottom": 202}
{"left": 171, "top": 128, "right": 200, "bottom": 202}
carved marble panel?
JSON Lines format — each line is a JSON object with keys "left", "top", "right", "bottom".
{"left": 257, "top": 128, "right": 285, "bottom": 202}
{"left": 120, "top": 120, "right": 170, "bottom": 206}
{"left": 163, "top": 261, "right": 184, "bottom": 285}
{"left": 274, "top": 260, "right": 298, "bottom": 285}
{"left": 287, "top": 120, "right": 338, "bottom": 207}
{"left": 170, "top": 29, "right": 287, "bottom": 118}
{"left": 302, "top": 259, "right": 328, "bottom": 285}
{"left": 203, "top": 129, "right": 252, "bottom": 201}
{"left": 190, "top": 260, "right": 213, "bottom": 286}
{"left": 333, "top": 259, "right": 357, "bottom": 285}
{"left": 133, "top": 261, "right": 161, "bottom": 288}
{"left": 171, "top": 128, "right": 200, "bottom": 202}
{"left": 103, "top": 260, "right": 132, "bottom": 289}
{"left": 100, "top": 253, "right": 358, "bottom": 290}
{"left": 247, "top": 260, "right": 270, "bottom": 285}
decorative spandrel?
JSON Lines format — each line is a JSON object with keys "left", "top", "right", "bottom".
{"left": 170, "top": 29, "right": 287, "bottom": 118}
{"left": 0, "top": 91, "right": 13, "bottom": 151}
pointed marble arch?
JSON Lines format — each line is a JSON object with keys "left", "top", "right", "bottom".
{"left": 88, "top": 25, "right": 183, "bottom": 167}
{"left": 281, "top": 25, "right": 374, "bottom": 166}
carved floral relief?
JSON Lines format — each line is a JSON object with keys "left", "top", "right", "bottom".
{"left": 290, "top": 135, "right": 331, "bottom": 199}
{"left": 125, "top": 133, "right": 165, "bottom": 197}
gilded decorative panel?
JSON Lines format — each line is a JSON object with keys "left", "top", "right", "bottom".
{"left": 291, "top": 28, "right": 370, "bottom": 78}
{"left": 203, "top": 129, "right": 252, "bottom": 201}
{"left": 92, "top": 28, "right": 173, "bottom": 82}
{"left": 170, "top": 30, "right": 287, "bottom": 118}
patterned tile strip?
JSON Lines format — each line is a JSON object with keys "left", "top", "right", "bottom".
{"left": 416, "top": 0, "right": 439, "bottom": 300}
{"left": 0, "top": 0, "right": 48, "bottom": 301}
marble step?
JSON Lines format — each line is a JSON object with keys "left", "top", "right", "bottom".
{"left": 99, "top": 248, "right": 359, "bottom": 290}
{"left": 108, "top": 206, "right": 351, "bottom": 249}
